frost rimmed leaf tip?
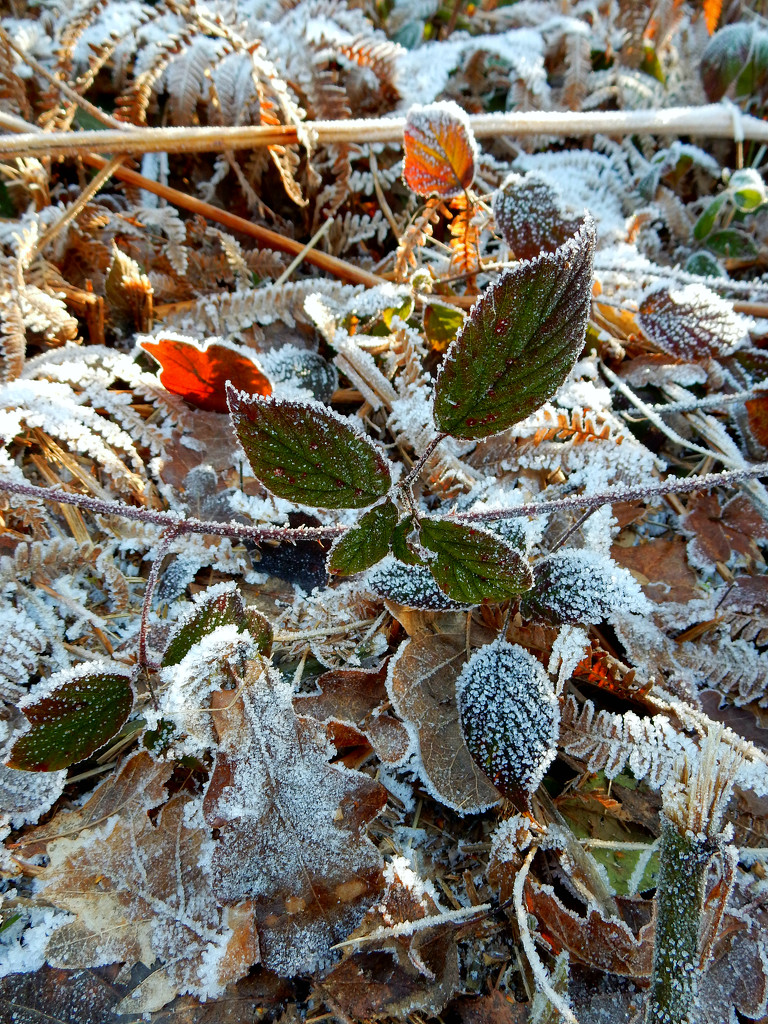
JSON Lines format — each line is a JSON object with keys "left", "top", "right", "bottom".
{"left": 402, "top": 100, "right": 477, "bottom": 198}
{"left": 433, "top": 216, "right": 596, "bottom": 440}
{"left": 457, "top": 640, "right": 559, "bottom": 805}
{"left": 226, "top": 385, "right": 392, "bottom": 509}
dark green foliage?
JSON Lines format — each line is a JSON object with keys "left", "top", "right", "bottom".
{"left": 419, "top": 519, "right": 533, "bottom": 604}
{"left": 492, "top": 172, "right": 580, "bottom": 260}
{"left": 227, "top": 388, "right": 392, "bottom": 508}
{"left": 8, "top": 669, "right": 134, "bottom": 772}
{"left": 432, "top": 218, "right": 596, "bottom": 439}
{"left": 162, "top": 582, "right": 272, "bottom": 667}
{"left": 327, "top": 500, "right": 398, "bottom": 575}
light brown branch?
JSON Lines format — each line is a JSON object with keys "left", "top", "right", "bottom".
{"left": 1, "top": 105, "right": 766, "bottom": 160}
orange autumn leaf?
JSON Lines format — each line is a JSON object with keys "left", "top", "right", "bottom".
{"left": 402, "top": 101, "right": 477, "bottom": 198}
{"left": 704, "top": 0, "right": 723, "bottom": 34}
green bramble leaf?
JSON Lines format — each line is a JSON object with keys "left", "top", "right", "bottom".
{"left": 391, "top": 517, "right": 425, "bottom": 565}
{"left": 162, "top": 581, "right": 272, "bottom": 668}
{"left": 433, "top": 217, "right": 596, "bottom": 440}
{"left": 327, "top": 500, "right": 398, "bottom": 576}
{"left": 7, "top": 665, "right": 134, "bottom": 772}
{"left": 706, "top": 229, "right": 758, "bottom": 259}
{"left": 419, "top": 519, "right": 534, "bottom": 605}
{"left": 693, "top": 192, "right": 727, "bottom": 240}
{"left": 456, "top": 639, "right": 559, "bottom": 806}
{"left": 227, "top": 387, "right": 392, "bottom": 509}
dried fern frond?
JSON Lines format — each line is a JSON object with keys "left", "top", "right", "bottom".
{"left": 394, "top": 199, "right": 446, "bottom": 282}
{"left": 447, "top": 195, "right": 482, "bottom": 282}
{"left": 560, "top": 694, "right": 693, "bottom": 789}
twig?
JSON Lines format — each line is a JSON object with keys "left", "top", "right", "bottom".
{"left": 0, "top": 112, "right": 388, "bottom": 290}
{"left": 0, "top": 479, "right": 346, "bottom": 542}
{"left": 513, "top": 846, "right": 579, "bottom": 1024}
{"left": 2, "top": 105, "right": 768, "bottom": 160}
{"left": 3, "top": 462, "right": 768, "bottom": 539}
{"left": 33, "top": 155, "right": 125, "bottom": 258}
{"left": 452, "top": 463, "right": 768, "bottom": 523}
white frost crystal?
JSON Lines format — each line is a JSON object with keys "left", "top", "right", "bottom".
{"left": 456, "top": 640, "right": 559, "bottom": 803}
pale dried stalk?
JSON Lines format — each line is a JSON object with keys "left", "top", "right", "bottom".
{"left": 0, "top": 105, "right": 766, "bottom": 160}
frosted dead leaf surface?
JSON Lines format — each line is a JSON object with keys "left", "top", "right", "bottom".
{"left": 203, "top": 661, "right": 386, "bottom": 976}
{"left": 525, "top": 549, "right": 651, "bottom": 626}
{"left": 35, "top": 760, "right": 258, "bottom": 1014}
{"left": 367, "top": 556, "right": 470, "bottom": 610}
{"left": 386, "top": 633, "right": 501, "bottom": 814}
{"left": 456, "top": 640, "right": 559, "bottom": 803}
{"left": 637, "top": 282, "right": 751, "bottom": 360}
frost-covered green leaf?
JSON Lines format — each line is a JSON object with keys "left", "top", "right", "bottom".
{"left": 693, "top": 192, "right": 727, "bottom": 240}
{"left": 728, "top": 168, "right": 766, "bottom": 212}
{"left": 493, "top": 172, "right": 580, "bottom": 260}
{"left": 7, "top": 664, "right": 134, "bottom": 772}
{"left": 227, "top": 388, "right": 392, "bottom": 508}
{"left": 391, "top": 517, "right": 426, "bottom": 566}
{"left": 433, "top": 218, "right": 595, "bottom": 439}
{"left": 162, "top": 580, "right": 272, "bottom": 667}
{"left": 327, "top": 500, "right": 398, "bottom": 576}
{"left": 367, "top": 556, "right": 467, "bottom": 609}
{"left": 522, "top": 550, "right": 650, "bottom": 626}
{"left": 419, "top": 519, "right": 533, "bottom": 605}
{"left": 457, "top": 640, "right": 559, "bottom": 805}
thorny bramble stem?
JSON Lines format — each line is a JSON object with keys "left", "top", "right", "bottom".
{"left": 2, "top": 464, "right": 768, "bottom": 542}
{"left": 400, "top": 433, "right": 447, "bottom": 493}
{"left": 453, "top": 464, "right": 768, "bottom": 524}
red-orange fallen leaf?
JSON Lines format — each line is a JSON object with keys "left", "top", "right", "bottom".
{"left": 141, "top": 334, "right": 272, "bottom": 413}
{"left": 203, "top": 662, "right": 386, "bottom": 976}
{"left": 527, "top": 883, "right": 654, "bottom": 977}
{"left": 402, "top": 101, "right": 476, "bottom": 198}
{"left": 745, "top": 392, "right": 768, "bottom": 448}
{"left": 704, "top": 0, "right": 723, "bottom": 34}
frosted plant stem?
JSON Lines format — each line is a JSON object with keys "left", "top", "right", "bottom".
{"left": 513, "top": 847, "right": 580, "bottom": 1024}
{"left": 4, "top": 463, "right": 768, "bottom": 539}
{"left": 138, "top": 526, "right": 181, "bottom": 681}
{"left": 401, "top": 433, "right": 447, "bottom": 492}
{"left": 645, "top": 816, "right": 716, "bottom": 1024}
{"left": 2, "top": 105, "right": 768, "bottom": 159}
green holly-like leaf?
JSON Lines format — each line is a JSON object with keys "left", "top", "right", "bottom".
{"left": 433, "top": 217, "right": 595, "bottom": 440}
{"left": 162, "top": 580, "right": 272, "bottom": 668}
{"left": 419, "top": 519, "right": 533, "bottom": 604}
{"left": 456, "top": 639, "right": 559, "bottom": 806}
{"left": 7, "top": 665, "right": 134, "bottom": 772}
{"left": 327, "top": 500, "right": 398, "bottom": 576}
{"left": 227, "top": 387, "right": 392, "bottom": 508}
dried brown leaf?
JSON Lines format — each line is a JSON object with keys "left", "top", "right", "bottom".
{"left": 386, "top": 633, "right": 501, "bottom": 814}
{"left": 203, "top": 662, "right": 386, "bottom": 976}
